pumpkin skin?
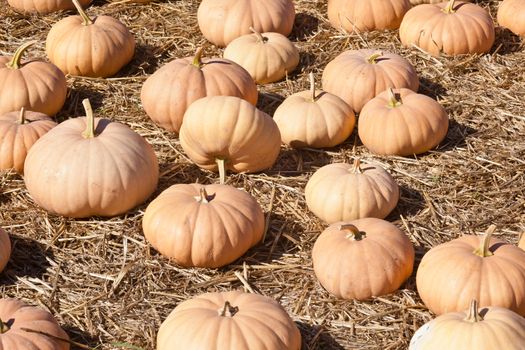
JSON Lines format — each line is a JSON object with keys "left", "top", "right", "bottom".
{"left": 0, "top": 298, "right": 69, "bottom": 350}
{"left": 322, "top": 50, "right": 419, "bottom": 113}
{"left": 399, "top": 0, "right": 495, "bottom": 56}
{"left": 0, "top": 41, "right": 67, "bottom": 116}
{"left": 197, "top": 0, "right": 295, "bottom": 47}
{"left": 312, "top": 218, "right": 414, "bottom": 300}
{"left": 0, "top": 228, "right": 11, "bottom": 274}
{"left": 141, "top": 48, "right": 258, "bottom": 133}
{"left": 24, "top": 99, "right": 159, "bottom": 218}
{"left": 358, "top": 88, "right": 449, "bottom": 156}
{"left": 7, "top": 0, "right": 90, "bottom": 13}
{"left": 305, "top": 160, "right": 399, "bottom": 224}
{"left": 498, "top": 0, "right": 525, "bottom": 37}
{"left": 157, "top": 290, "right": 301, "bottom": 350}
{"left": 519, "top": 233, "right": 525, "bottom": 250}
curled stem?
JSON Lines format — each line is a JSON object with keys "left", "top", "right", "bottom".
{"left": 249, "top": 27, "right": 266, "bottom": 43}
{"left": 387, "top": 88, "right": 402, "bottom": 108}
{"left": 82, "top": 99, "right": 96, "bottom": 139}
{"left": 473, "top": 225, "right": 496, "bottom": 257}
{"left": 367, "top": 52, "right": 382, "bottom": 64}
{"left": 464, "top": 299, "right": 483, "bottom": 323}
{"left": 339, "top": 224, "right": 365, "bottom": 241}
{"left": 6, "top": 41, "right": 37, "bottom": 70}
{"left": 219, "top": 301, "right": 239, "bottom": 317}
{"left": 72, "top": 0, "right": 93, "bottom": 25}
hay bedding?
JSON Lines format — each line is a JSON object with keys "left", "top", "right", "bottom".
{"left": 0, "top": 0, "right": 524, "bottom": 349}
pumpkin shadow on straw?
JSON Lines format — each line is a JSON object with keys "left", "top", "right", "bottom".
{"left": 119, "top": 43, "right": 162, "bottom": 76}
{"left": 418, "top": 77, "right": 447, "bottom": 100}
{"left": 494, "top": 28, "right": 524, "bottom": 55}
{"left": 1, "top": 236, "right": 51, "bottom": 281}
{"left": 296, "top": 321, "right": 346, "bottom": 350}
{"left": 434, "top": 120, "right": 477, "bottom": 153}
{"left": 61, "top": 325, "right": 101, "bottom": 349}
{"left": 389, "top": 186, "right": 426, "bottom": 219}
{"left": 290, "top": 13, "right": 321, "bottom": 42}
{"left": 56, "top": 87, "right": 105, "bottom": 123}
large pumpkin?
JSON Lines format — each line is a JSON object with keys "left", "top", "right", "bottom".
{"left": 0, "top": 228, "right": 11, "bottom": 274}
{"left": 498, "top": 0, "right": 525, "bottom": 37}
{"left": 157, "top": 291, "right": 301, "bottom": 350}
{"left": 7, "top": 0, "right": 90, "bottom": 13}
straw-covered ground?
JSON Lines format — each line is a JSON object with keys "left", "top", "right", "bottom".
{"left": 1, "top": 0, "right": 524, "bottom": 349}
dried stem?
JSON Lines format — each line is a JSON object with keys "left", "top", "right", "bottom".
{"left": 82, "top": 99, "right": 96, "bottom": 139}
{"left": 464, "top": 300, "right": 483, "bottom": 322}
{"left": 339, "top": 224, "right": 365, "bottom": 241}
{"left": 218, "top": 301, "right": 239, "bottom": 317}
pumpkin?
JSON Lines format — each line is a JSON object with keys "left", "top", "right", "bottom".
{"left": 0, "top": 298, "right": 69, "bottom": 350}
{"left": 45, "top": 0, "right": 135, "bottom": 77}
{"left": 399, "top": 0, "right": 495, "bottom": 56}
{"left": 7, "top": 0, "right": 90, "bottom": 13}
{"left": 358, "top": 88, "right": 449, "bottom": 156}
{"left": 157, "top": 290, "right": 301, "bottom": 350}
{"left": 328, "top": 0, "right": 410, "bottom": 33}
{"left": 322, "top": 50, "right": 419, "bottom": 113}
{"left": 197, "top": 0, "right": 295, "bottom": 47}
{"left": 24, "top": 99, "right": 159, "bottom": 218}
{"left": 416, "top": 225, "right": 525, "bottom": 316}
{"left": 312, "top": 218, "right": 414, "bottom": 300}
{"left": 0, "top": 41, "right": 67, "bottom": 116}
{"left": 0, "top": 108, "right": 57, "bottom": 174}
{"left": 140, "top": 47, "right": 258, "bottom": 133}
{"left": 223, "top": 28, "right": 299, "bottom": 84}
{"left": 305, "top": 160, "right": 399, "bottom": 224}
{"left": 0, "top": 228, "right": 11, "bottom": 273}
{"left": 409, "top": 300, "right": 525, "bottom": 350}
{"left": 273, "top": 73, "right": 355, "bottom": 148}
{"left": 143, "top": 184, "right": 264, "bottom": 268}
{"left": 498, "top": 0, "right": 525, "bottom": 37}
{"left": 179, "top": 96, "right": 281, "bottom": 184}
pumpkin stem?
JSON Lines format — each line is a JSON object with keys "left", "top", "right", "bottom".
{"left": 18, "top": 107, "right": 27, "bottom": 125}
{"left": 339, "top": 224, "right": 365, "bottom": 241}
{"left": 387, "top": 88, "right": 402, "bottom": 108}
{"left": 442, "top": 0, "right": 456, "bottom": 13}
{"left": 6, "top": 40, "right": 37, "bottom": 70}
{"left": 197, "top": 187, "right": 210, "bottom": 203}
{"left": 82, "top": 99, "right": 96, "bottom": 139}
{"left": 309, "top": 72, "right": 317, "bottom": 102}
{"left": 249, "top": 27, "right": 267, "bottom": 43}
{"left": 192, "top": 47, "right": 205, "bottom": 68}
{"left": 219, "top": 301, "right": 239, "bottom": 317}
{"left": 216, "top": 158, "right": 226, "bottom": 184}
{"left": 0, "top": 318, "right": 9, "bottom": 333}
{"left": 464, "top": 300, "right": 483, "bottom": 323}
{"left": 367, "top": 52, "right": 382, "bottom": 64}
{"left": 352, "top": 158, "right": 362, "bottom": 174}
{"left": 72, "top": 0, "right": 93, "bottom": 25}
{"left": 473, "top": 225, "right": 496, "bottom": 257}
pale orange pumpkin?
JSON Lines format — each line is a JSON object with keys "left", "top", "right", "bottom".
{"left": 157, "top": 290, "right": 301, "bottom": 350}
{"left": 0, "top": 228, "right": 11, "bottom": 274}
{"left": 498, "top": 0, "right": 525, "bottom": 37}
{"left": 141, "top": 47, "right": 258, "bottom": 133}
{"left": 24, "top": 99, "right": 159, "bottom": 218}
{"left": 7, "top": 0, "right": 90, "bottom": 13}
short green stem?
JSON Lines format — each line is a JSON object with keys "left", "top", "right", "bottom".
{"left": 442, "top": 0, "right": 456, "bottom": 13}
{"left": 82, "top": 99, "right": 96, "bottom": 139}
{"left": 387, "top": 88, "right": 402, "bottom": 108}
{"left": 216, "top": 158, "right": 226, "bottom": 184}
{"left": 72, "top": 0, "right": 93, "bottom": 25}
{"left": 249, "top": 27, "right": 267, "bottom": 43}
{"left": 219, "top": 301, "right": 238, "bottom": 317}
{"left": 339, "top": 224, "right": 365, "bottom": 241}
{"left": 6, "top": 41, "right": 37, "bottom": 70}
{"left": 367, "top": 52, "right": 382, "bottom": 64}
{"left": 192, "top": 47, "right": 205, "bottom": 68}
{"left": 465, "top": 300, "right": 482, "bottom": 322}
{"left": 473, "top": 225, "right": 496, "bottom": 257}
{"left": 18, "top": 107, "right": 26, "bottom": 124}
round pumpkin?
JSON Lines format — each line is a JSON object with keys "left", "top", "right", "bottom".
{"left": 273, "top": 73, "right": 355, "bottom": 148}
{"left": 223, "top": 28, "right": 299, "bottom": 84}
{"left": 0, "top": 41, "right": 67, "bottom": 116}
{"left": 143, "top": 183, "right": 264, "bottom": 268}
{"left": 399, "top": 0, "right": 495, "bottom": 56}
{"left": 322, "top": 50, "right": 419, "bottom": 113}
{"left": 179, "top": 96, "right": 281, "bottom": 184}
{"left": 45, "top": 0, "right": 135, "bottom": 77}
{"left": 24, "top": 99, "right": 159, "bottom": 218}
{"left": 358, "top": 88, "right": 449, "bottom": 156}
{"left": 416, "top": 225, "right": 525, "bottom": 316}
{"left": 498, "top": 0, "right": 525, "bottom": 37}
{"left": 0, "top": 298, "right": 69, "bottom": 350}
{"left": 305, "top": 160, "right": 399, "bottom": 224}
{"left": 7, "top": 0, "right": 90, "bottom": 13}
{"left": 197, "top": 0, "right": 295, "bottom": 47}
{"left": 0, "top": 228, "right": 11, "bottom": 274}
{"left": 313, "top": 218, "right": 414, "bottom": 300}
{"left": 0, "top": 108, "right": 57, "bottom": 174}
{"left": 157, "top": 290, "right": 301, "bottom": 350}
{"left": 140, "top": 47, "right": 258, "bottom": 133}
{"left": 409, "top": 300, "right": 525, "bottom": 350}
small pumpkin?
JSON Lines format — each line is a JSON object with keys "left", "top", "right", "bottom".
{"left": 197, "top": 0, "right": 295, "bottom": 47}
{"left": 399, "top": 0, "right": 495, "bottom": 56}
{"left": 24, "top": 99, "right": 159, "bottom": 218}
{"left": 498, "top": 0, "right": 525, "bottom": 37}
{"left": 157, "top": 290, "right": 301, "bottom": 350}
{"left": 305, "top": 160, "right": 399, "bottom": 224}
{"left": 0, "top": 41, "right": 67, "bottom": 116}
{"left": 0, "top": 228, "right": 11, "bottom": 273}
{"left": 141, "top": 47, "right": 257, "bottom": 133}
{"left": 46, "top": 0, "right": 135, "bottom": 77}
{"left": 7, "top": 0, "right": 90, "bottom": 13}
{"left": 358, "top": 88, "right": 449, "bottom": 156}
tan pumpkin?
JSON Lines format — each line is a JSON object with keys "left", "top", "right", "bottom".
{"left": 498, "top": 0, "right": 525, "bottom": 37}
{"left": 358, "top": 88, "right": 449, "bottom": 156}
{"left": 0, "top": 228, "right": 11, "bottom": 273}
{"left": 328, "top": 0, "right": 410, "bottom": 33}
{"left": 313, "top": 218, "right": 414, "bottom": 300}
{"left": 7, "top": 0, "right": 90, "bottom": 13}
{"left": 223, "top": 28, "right": 299, "bottom": 84}
{"left": 24, "top": 99, "right": 159, "bottom": 218}
{"left": 143, "top": 184, "right": 264, "bottom": 268}
{"left": 417, "top": 225, "right": 525, "bottom": 316}
{"left": 158, "top": 290, "right": 301, "bottom": 350}
{"left": 322, "top": 50, "right": 419, "bottom": 113}
{"left": 0, "top": 298, "right": 69, "bottom": 350}
{"left": 45, "top": 0, "right": 135, "bottom": 77}
{"left": 305, "top": 160, "right": 399, "bottom": 224}
{"left": 409, "top": 300, "right": 525, "bottom": 350}
{"left": 197, "top": 0, "right": 295, "bottom": 47}
{"left": 274, "top": 73, "right": 355, "bottom": 148}
{"left": 399, "top": 0, "right": 495, "bottom": 56}
{"left": 0, "top": 41, "right": 67, "bottom": 116}
{"left": 179, "top": 96, "right": 281, "bottom": 184}
{"left": 141, "top": 47, "right": 257, "bottom": 133}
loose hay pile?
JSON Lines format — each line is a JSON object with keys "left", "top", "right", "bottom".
{"left": 1, "top": 0, "right": 525, "bottom": 349}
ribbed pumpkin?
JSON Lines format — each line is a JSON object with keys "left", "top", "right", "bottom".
{"left": 0, "top": 108, "right": 57, "bottom": 174}
{"left": 322, "top": 50, "right": 419, "bottom": 113}
{"left": 157, "top": 291, "right": 301, "bottom": 350}
{"left": 141, "top": 47, "right": 257, "bottom": 133}
{"left": 399, "top": 0, "right": 495, "bottom": 56}
{"left": 0, "top": 41, "right": 67, "bottom": 116}
{"left": 179, "top": 96, "right": 281, "bottom": 184}
{"left": 0, "top": 228, "right": 11, "bottom": 274}
{"left": 498, "top": 0, "right": 525, "bottom": 37}
{"left": 46, "top": 0, "right": 135, "bottom": 77}
{"left": 358, "top": 88, "right": 449, "bottom": 156}
{"left": 197, "top": 0, "right": 295, "bottom": 47}
{"left": 143, "top": 184, "right": 264, "bottom": 268}
{"left": 305, "top": 160, "right": 399, "bottom": 224}
{"left": 312, "top": 218, "right": 414, "bottom": 300}
{"left": 7, "top": 0, "right": 90, "bottom": 13}
{"left": 417, "top": 226, "right": 525, "bottom": 316}
{"left": 24, "top": 99, "right": 159, "bottom": 218}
